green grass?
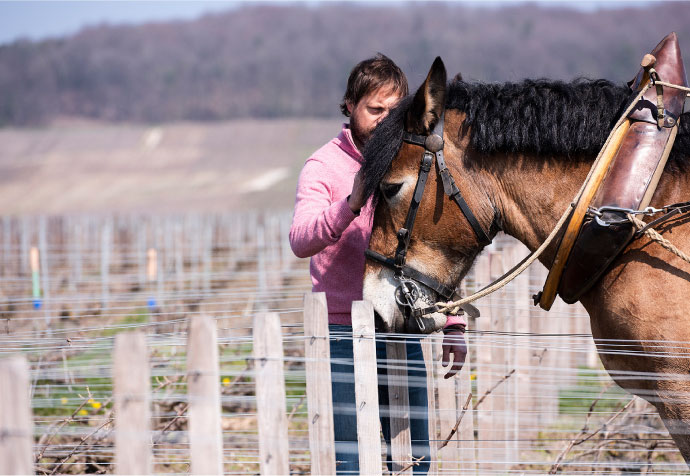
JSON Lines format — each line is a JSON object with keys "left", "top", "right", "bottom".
{"left": 558, "top": 366, "right": 627, "bottom": 415}
{"left": 101, "top": 307, "right": 150, "bottom": 337}
{"left": 32, "top": 308, "right": 152, "bottom": 416}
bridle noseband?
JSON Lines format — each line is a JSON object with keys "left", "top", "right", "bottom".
{"left": 365, "top": 112, "right": 492, "bottom": 329}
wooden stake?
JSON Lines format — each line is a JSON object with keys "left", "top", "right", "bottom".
{"left": 351, "top": 300, "right": 383, "bottom": 476}
{"left": 303, "top": 293, "right": 336, "bottom": 475}
{"left": 253, "top": 312, "right": 290, "bottom": 475}
{"left": 386, "top": 338, "right": 412, "bottom": 474}
{"left": 114, "top": 332, "right": 151, "bottom": 475}
{"left": 187, "top": 315, "right": 223, "bottom": 474}
{"left": 0, "top": 355, "right": 33, "bottom": 475}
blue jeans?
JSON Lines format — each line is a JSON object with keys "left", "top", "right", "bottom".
{"left": 329, "top": 324, "right": 431, "bottom": 475}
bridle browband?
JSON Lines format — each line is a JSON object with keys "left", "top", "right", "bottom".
{"left": 365, "top": 111, "right": 492, "bottom": 329}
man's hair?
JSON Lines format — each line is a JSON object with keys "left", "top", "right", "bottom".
{"left": 340, "top": 53, "right": 408, "bottom": 117}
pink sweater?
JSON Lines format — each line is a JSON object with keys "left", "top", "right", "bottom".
{"left": 290, "top": 124, "right": 466, "bottom": 329}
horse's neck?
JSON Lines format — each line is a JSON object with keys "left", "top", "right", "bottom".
{"left": 486, "top": 156, "right": 592, "bottom": 267}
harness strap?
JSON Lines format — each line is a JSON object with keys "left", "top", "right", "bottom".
{"left": 401, "top": 132, "right": 427, "bottom": 147}
{"left": 365, "top": 249, "right": 456, "bottom": 300}
{"left": 449, "top": 183, "right": 492, "bottom": 246}
{"left": 394, "top": 152, "right": 434, "bottom": 268}
{"left": 633, "top": 201, "right": 690, "bottom": 237}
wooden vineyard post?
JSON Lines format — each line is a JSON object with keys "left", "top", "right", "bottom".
{"left": 114, "top": 331, "right": 151, "bottom": 474}
{"left": 303, "top": 293, "right": 336, "bottom": 475}
{"left": 490, "top": 251, "right": 512, "bottom": 468}
{"left": 175, "top": 220, "right": 184, "bottom": 292}
{"left": 187, "top": 315, "right": 223, "bottom": 474}
{"left": 71, "top": 218, "right": 82, "bottom": 292}
{"left": 2, "top": 216, "right": 10, "bottom": 277}
{"left": 420, "top": 337, "right": 438, "bottom": 476}
{"left": 253, "top": 312, "right": 290, "bottom": 475}
{"left": 351, "top": 301, "right": 383, "bottom": 476}
{"left": 455, "top": 326, "right": 477, "bottom": 474}
{"left": 435, "top": 338, "right": 460, "bottom": 473}
{"left": 30, "top": 247, "right": 41, "bottom": 310}
{"left": 20, "top": 217, "right": 29, "bottom": 278}
{"left": 505, "top": 243, "right": 534, "bottom": 455}
{"left": 386, "top": 337, "right": 412, "bottom": 474}
{"left": 202, "top": 219, "right": 212, "bottom": 295}
{"left": 38, "top": 217, "right": 51, "bottom": 328}
{"left": 101, "top": 218, "right": 112, "bottom": 308}
{"left": 473, "top": 252, "right": 498, "bottom": 472}
{"left": 529, "top": 263, "right": 549, "bottom": 431}
{"left": 137, "top": 224, "right": 147, "bottom": 289}
{"left": 0, "top": 355, "right": 33, "bottom": 475}
{"left": 147, "top": 248, "right": 158, "bottom": 311}
{"left": 257, "top": 225, "right": 266, "bottom": 296}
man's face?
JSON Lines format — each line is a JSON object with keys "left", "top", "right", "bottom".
{"left": 347, "top": 84, "right": 402, "bottom": 150}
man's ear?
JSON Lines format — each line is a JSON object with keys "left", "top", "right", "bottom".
{"left": 406, "top": 57, "right": 447, "bottom": 134}
{"left": 346, "top": 100, "right": 354, "bottom": 115}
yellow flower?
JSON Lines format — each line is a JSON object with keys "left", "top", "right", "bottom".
{"left": 87, "top": 398, "right": 94, "bottom": 404}
{"left": 78, "top": 409, "right": 88, "bottom": 416}
{"left": 91, "top": 401, "right": 102, "bottom": 410}
{"left": 222, "top": 377, "right": 231, "bottom": 387}
{"left": 61, "top": 397, "right": 68, "bottom": 405}
{"left": 470, "top": 374, "right": 477, "bottom": 381}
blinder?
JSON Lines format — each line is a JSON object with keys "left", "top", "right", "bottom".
{"left": 365, "top": 111, "right": 492, "bottom": 330}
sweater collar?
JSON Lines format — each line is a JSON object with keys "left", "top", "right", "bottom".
{"left": 335, "top": 123, "right": 363, "bottom": 163}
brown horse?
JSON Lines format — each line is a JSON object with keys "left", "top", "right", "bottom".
{"left": 361, "top": 58, "right": 690, "bottom": 463}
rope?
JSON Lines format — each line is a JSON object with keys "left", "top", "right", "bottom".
{"left": 653, "top": 80, "right": 690, "bottom": 95}
{"left": 627, "top": 213, "right": 690, "bottom": 264}
{"left": 436, "top": 78, "right": 690, "bottom": 313}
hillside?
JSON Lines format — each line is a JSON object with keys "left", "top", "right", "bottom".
{"left": 2, "top": 2, "right": 690, "bottom": 126}
{"left": 0, "top": 118, "right": 341, "bottom": 214}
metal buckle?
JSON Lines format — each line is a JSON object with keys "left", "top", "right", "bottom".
{"left": 589, "top": 206, "right": 663, "bottom": 227}
{"left": 394, "top": 279, "right": 429, "bottom": 332}
{"left": 394, "top": 279, "right": 420, "bottom": 308}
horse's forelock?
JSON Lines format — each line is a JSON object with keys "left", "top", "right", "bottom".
{"left": 361, "top": 95, "right": 413, "bottom": 201}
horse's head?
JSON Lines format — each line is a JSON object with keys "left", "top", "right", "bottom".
{"left": 361, "top": 57, "right": 497, "bottom": 334}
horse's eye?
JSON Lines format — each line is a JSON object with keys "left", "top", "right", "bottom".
{"left": 380, "top": 182, "right": 403, "bottom": 200}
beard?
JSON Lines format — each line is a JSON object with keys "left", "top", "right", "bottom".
{"left": 349, "top": 115, "right": 372, "bottom": 150}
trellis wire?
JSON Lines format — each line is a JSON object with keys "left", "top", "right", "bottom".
{"left": 0, "top": 211, "right": 686, "bottom": 474}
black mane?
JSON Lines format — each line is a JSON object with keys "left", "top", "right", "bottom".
{"left": 448, "top": 78, "right": 631, "bottom": 158}
{"left": 362, "top": 77, "right": 690, "bottom": 199}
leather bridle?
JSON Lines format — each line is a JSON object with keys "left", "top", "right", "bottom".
{"left": 365, "top": 112, "right": 492, "bottom": 330}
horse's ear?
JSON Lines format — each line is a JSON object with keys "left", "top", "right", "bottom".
{"left": 406, "top": 57, "right": 447, "bottom": 134}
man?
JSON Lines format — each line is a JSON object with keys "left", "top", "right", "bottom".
{"left": 290, "top": 53, "right": 466, "bottom": 475}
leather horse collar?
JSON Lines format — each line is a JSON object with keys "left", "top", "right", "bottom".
{"left": 365, "top": 112, "right": 491, "bottom": 329}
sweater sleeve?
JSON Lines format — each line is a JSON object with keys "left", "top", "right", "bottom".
{"left": 289, "top": 158, "right": 358, "bottom": 258}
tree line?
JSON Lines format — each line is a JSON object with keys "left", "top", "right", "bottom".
{"left": 1, "top": 2, "right": 689, "bottom": 126}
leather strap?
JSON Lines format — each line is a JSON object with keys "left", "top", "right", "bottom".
{"left": 365, "top": 249, "right": 456, "bottom": 300}
{"left": 434, "top": 115, "right": 491, "bottom": 245}
{"left": 394, "top": 151, "right": 433, "bottom": 268}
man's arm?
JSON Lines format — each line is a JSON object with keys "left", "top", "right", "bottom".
{"left": 289, "top": 159, "right": 359, "bottom": 258}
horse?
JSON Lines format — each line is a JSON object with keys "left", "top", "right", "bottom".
{"left": 361, "top": 57, "right": 690, "bottom": 463}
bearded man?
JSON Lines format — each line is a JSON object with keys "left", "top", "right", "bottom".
{"left": 290, "top": 53, "right": 467, "bottom": 474}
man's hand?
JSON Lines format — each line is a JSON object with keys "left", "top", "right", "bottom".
{"left": 348, "top": 168, "right": 366, "bottom": 214}
{"left": 441, "top": 325, "right": 467, "bottom": 379}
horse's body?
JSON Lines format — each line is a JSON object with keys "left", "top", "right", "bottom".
{"left": 362, "top": 58, "right": 690, "bottom": 462}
